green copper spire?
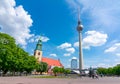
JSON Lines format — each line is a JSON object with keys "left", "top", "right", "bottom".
{"left": 35, "top": 37, "right": 42, "bottom": 51}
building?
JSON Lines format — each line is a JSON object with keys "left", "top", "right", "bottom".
{"left": 71, "top": 58, "right": 77, "bottom": 70}
{"left": 34, "top": 38, "right": 42, "bottom": 62}
{"left": 34, "top": 38, "right": 63, "bottom": 74}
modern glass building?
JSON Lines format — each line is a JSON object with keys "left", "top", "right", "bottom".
{"left": 71, "top": 59, "right": 77, "bottom": 69}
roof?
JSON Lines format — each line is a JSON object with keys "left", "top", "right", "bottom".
{"left": 35, "top": 39, "right": 42, "bottom": 51}
{"left": 42, "top": 57, "right": 63, "bottom": 67}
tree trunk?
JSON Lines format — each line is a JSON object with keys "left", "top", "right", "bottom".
{"left": 40, "top": 72, "right": 42, "bottom": 75}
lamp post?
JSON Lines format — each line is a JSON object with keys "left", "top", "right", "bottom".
{"left": 77, "top": 18, "right": 84, "bottom": 74}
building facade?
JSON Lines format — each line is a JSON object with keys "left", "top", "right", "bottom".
{"left": 71, "top": 59, "right": 77, "bottom": 70}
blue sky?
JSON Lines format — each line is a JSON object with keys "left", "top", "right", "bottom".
{"left": 0, "top": 0, "right": 120, "bottom": 68}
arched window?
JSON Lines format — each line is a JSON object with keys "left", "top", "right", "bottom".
{"left": 38, "top": 52, "right": 40, "bottom": 55}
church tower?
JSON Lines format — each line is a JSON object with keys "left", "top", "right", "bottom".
{"left": 34, "top": 38, "right": 42, "bottom": 62}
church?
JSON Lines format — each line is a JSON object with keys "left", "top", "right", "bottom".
{"left": 34, "top": 38, "right": 63, "bottom": 74}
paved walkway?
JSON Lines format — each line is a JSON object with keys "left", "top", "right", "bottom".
{"left": 0, "top": 77, "right": 120, "bottom": 84}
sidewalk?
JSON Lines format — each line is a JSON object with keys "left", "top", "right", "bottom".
{"left": 0, "top": 76, "right": 120, "bottom": 84}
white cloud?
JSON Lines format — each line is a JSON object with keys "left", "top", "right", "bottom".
{"left": 105, "top": 47, "right": 117, "bottom": 53}
{"left": 64, "top": 53, "right": 71, "bottom": 56}
{"left": 66, "top": 47, "right": 75, "bottom": 54}
{"left": 0, "top": 0, "right": 33, "bottom": 47}
{"left": 58, "top": 43, "right": 75, "bottom": 57}
{"left": 83, "top": 31, "right": 108, "bottom": 49}
{"left": 42, "top": 36, "right": 49, "bottom": 42}
{"left": 57, "top": 42, "right": 72, "bottom": 49}
{"left": 29, "top": 35, "right": 49, "bottom": 43}
{"left": 105, "top": 43, "right": 120, "bottom": 53}
{"left": 50, "top": 54, "right": 57, "bottom": 57}
{"left": 29, "top": 38, "right": 34, "bottom": 43}
{"left": 116, "top": 53, "right": 120, "bottom": 57}
{"left": 69, "top": 57, "right": 77, "bottom": 61}
{"left": 74, "top": 30, "right": 108, "bottom": 49}
{"left": 72, "top": 56, "right": 77, "bottom": 59}
{"left": 74, "top": 42, "right": 79, "bottom": 47}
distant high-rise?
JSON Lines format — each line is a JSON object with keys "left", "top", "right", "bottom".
{"left": 71, "top": 59, "right": 77, "bottom": 69}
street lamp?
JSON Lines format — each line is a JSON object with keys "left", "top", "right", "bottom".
{"left": 77, "top": 18, "right": 84, "bottom": 74}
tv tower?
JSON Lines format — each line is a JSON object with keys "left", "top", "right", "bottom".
{"left": 76, "top": 9, "right": 84, "bottom": 73}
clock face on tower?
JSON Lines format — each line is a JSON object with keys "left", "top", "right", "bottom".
{"left": 38, "top": 52, "right": 40, "bottom": 55}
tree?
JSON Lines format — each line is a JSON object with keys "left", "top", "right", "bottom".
{"left": 113, "top": 65, "right": 120, "bottom": 76}
{"left": 64, "top": 69, "right": 70, "bottom": 76}
{"left": 0, "top": 46, "right": 14, "bottom": 75}
{"left": 0, "top": 33, "right": 16, "bottom": 46}
{"left": 0, "top": 33, "right": 16, "bottom": 76}
{"left": 52, "top": 67, "right": 59, "bottom": 76}
{"left": 59, "top": 68, "right": 64, "bottom": 73}
{"left": 0, "top": 33, "right": 38, "bottom": 76}
{"left": 107, "top": 67, "right": 114, "bottom": 76}
{"left": 23, "top": 56, "right": 37, "bottom": 75}
{"left": 36, "top": 62, "right": 48, "bottom": 75}
{"left": 52, "top": 67, "right": 65, "bottom": 76}
{"left": 97, "top": 67, "right": 107, "bottom": 75}
{"left": 12, "top": 46, "right": 37, "bottom": 75}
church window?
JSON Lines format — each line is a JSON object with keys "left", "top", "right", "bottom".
{"left": 38, "top": 52, "right": 40, "bottom": 55}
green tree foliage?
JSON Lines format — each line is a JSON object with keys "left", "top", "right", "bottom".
{"left": 97, "top": 65, "right": 120, "bottom": 76}
{"left": 64, "top": 69, "right": 70, "bottom": 76}
{"left": 0, "top": 46, "right": 13, "bottom": 75}
{"left": 97, "top": 67, "right": 107, "bottom": 75}
{"left": 0, "top": 33, "right": 16, "bottom": 48}
{"left": 52, "top": 67, "right": 67, "bottom": 76}
{"left": 36, "top": 62, "right": 48, "bottom": 75}
{"left": 23, "top": 56, "right": 37, "bottom": 75}
{"left": 0, "top": 33, "right": 38, "bottom": 76}
{"left": 107, "top": 67, "right": 114, "bottom": 75}
{"left": 0, "top": 33, "right": 16, "bottom": 75}
{"left": 113, "top": 65, "right": 120, "bottom": 75}
{"left": 52, "top": 67, "right": 59, "bottom": 76}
